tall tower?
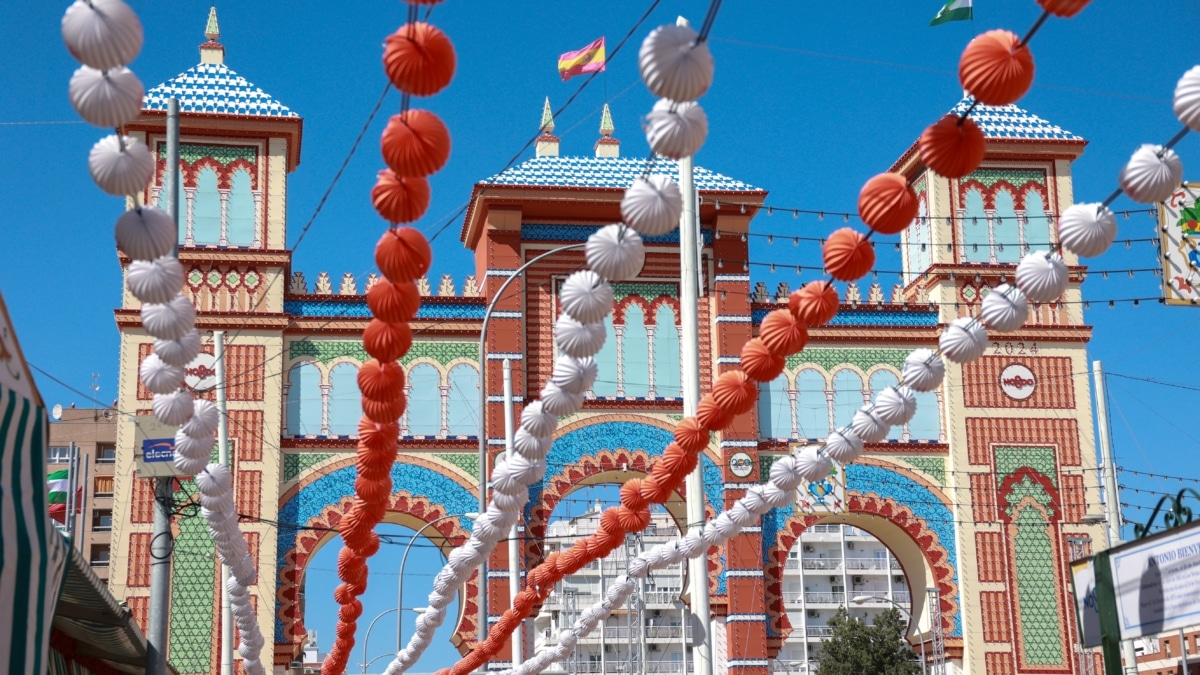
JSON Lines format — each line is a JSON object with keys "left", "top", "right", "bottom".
{"left": 110, "top": 9, "right": 302, "bottom": 674}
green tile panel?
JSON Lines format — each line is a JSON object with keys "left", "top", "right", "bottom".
{"left": 170, "top": 480, "right": 216, "bottom": 674}
{"left": 995, "top": 446, "right": 1057, "bottom": 487}
{"left": 786, "top": 348, "right": 908, "bottom": 374}
{"left": 283, "top": 452, "right": 334, "bottom": 482}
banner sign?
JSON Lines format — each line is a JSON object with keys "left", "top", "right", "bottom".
{"left": 1071, "top": 558, "right": 1103, "bottom": 648}
{"left": 1158, "top": 183, "right": 1200, "bottom": 305}
{"left": 1109, "top": 520, "right": 1200, "bottom": 639}
{"left": 141, "top": 438, "right": 175, "bottom": 462}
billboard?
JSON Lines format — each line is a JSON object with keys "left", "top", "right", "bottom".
{"left": 1070, "top": 558, "right": 1103, "bottom": 648}
{"left": 133, "top": 414, "right": 182, "bottom": 478}
{"left": 1158, "top": 183, "right": 1200, "bottom": 305}
{"left": 1109, "top": 521, "right": 1200, "bottom": 640}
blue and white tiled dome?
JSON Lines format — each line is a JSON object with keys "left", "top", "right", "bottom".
{"left": 143, "top": 62, "right": 297, "bottom": 118}
{"left": 482, "top": 156, "right": 762, "bottom": 192}
{"left": 950, "top": 96, "right": 1081, "bottom": 141}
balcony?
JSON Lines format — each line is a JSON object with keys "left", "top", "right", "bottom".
{"left": 641, "top": 590, "right": 683, "bottom": 607}
{"left": 771, "top": 661, "right": 819, "bottom": 674}
{"left": 805, "top": 626, "right": 834, "bottom": 638}
{"left": 844, "top": 557, "right": 891, "bottom": 571}
{"left": 782, "top": 592, "right": 845, "bottom": 605}
{"left": 852, "top": 591, "right": 912, "bottom": 606}
{"left": 797, "top": 558, "right": 842, "bottom": 571}
{"left": 564, "top": 662, "right": 690, "bottom": 674}
{"left": 602, "top": 625, "right": 693, "bottom": 641}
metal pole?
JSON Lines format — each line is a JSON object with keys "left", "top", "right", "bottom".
{"left": 215, "top": 331, "right": 233, "bottom": 675}
{"left": 503, "top": 359, "right": 522, "bottom": 666}
{"left": 1092, "top": 360, "right": 1137, "bottom": 673}
{"left": 397, "top": 513, "right": 476, "bottom": 652}
{"left": 147, "top": 95, "right": 180, "bottom": 675}
{"left": 76, "top": 453, "right": 89, "bottom": 554}
{"left": 920, "top": 634, "right": 927, "bottom": 675}
{"left": 362, "top": 607, "right": 399, "bottom": 674}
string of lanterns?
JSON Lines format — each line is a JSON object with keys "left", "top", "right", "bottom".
{"left": 320, "top": 3, "right": 453, "bottom": 674}
{"left": 60, "top": 0, "right": 269, "bottom": 672}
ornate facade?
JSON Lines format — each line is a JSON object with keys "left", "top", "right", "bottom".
{"left": 108, "top": 16, "right": 1108, "bottom": 675}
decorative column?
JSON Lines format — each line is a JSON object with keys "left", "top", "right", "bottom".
{"left": 984, "top": 208, "right": 997, "bottom": 263}
{"left": 184, "top": 187, "right": 197, "bottom": 246}
{"left": 645, "top": 324, "right": 657, "bottom": 398}
{"left": 614, "top": 324, "right": 625, "bottom": 397}
{"left": 400, "top": 383, "right": 411, "bottom": 436}
{"left": 787, "top": 388, "right": 799, "bottom": 439}
{"left": 218, "top": 188, "right": 231, "bottom": 247}
{"left": 281, "top": 384, "right": 290, "bottom": 436}
{"left": 439, "top": 384, "right": 450, "bottom": 437}
{"left": 319, "top": 383, "right": 332, "bottom": 436}
{"left": 824, "top": 390, "right": 836, "bottom": 437}
{"left": 1015, "top": 209, "right": 1028, "bottom": 255}
{"left": 251, "top": 190, "right": 263, "bottom": 248}
{"left": 935, "top": 390, "right": 946, "bottom": 442}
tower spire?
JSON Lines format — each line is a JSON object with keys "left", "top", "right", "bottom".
{"left": 536, "top": 97, "right": 559, "bottom": 157}
{"left": 200, "top": 6, "right": 225, "bottom": 65}
{"left": 539, "top": 97, "right": 555, "bottom": 134}
{"left": 594, "top": 103, "right": 619, "bottom": 158}
{"left": 205, "top": 6, "right": 220, "bottom": 41}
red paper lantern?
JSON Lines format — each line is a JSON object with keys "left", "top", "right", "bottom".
{"left": 372, "top": 170, "right": 431, "bottom": 224}
{"left": 335, "top": 621, "right": 356, "bottom": 640}
{"left": 673, "top": 417, "right": 710, "bottom": 453}
{"left": 358, "top": 418, "right": 400, "bottom": 452}
{"left": 711, "top": 370, "right": 758, "bottom": 415}
{"left": 354, "top": 475, "right": 392, "bottom": 504}
{"left": 600, "top": 507, "right": 622, "bottom": 535}
{"left": 620, "top": 478, "right": 648, "bottom": 510}
{"left": 358, "top": 359, "right": 407, "bottom": 402}
{"left": 333, "top": 583, "right": 355, "bottom": 605}
{"left": 1037, "top": 0, "right": 1090, "bottom": 17}
{"left": 353, "top": 497, "right": 387, "bottom": 523}
{"left": 355, "top": 450, "right": 392, "bottom": 481}
{"left": 367, "top": 279, "right": 421, "bottom": 324}
{"left": 363, "top": 319, "right": 414, "bottom": 362}
{"left": 919, "top": 114, "right": 986, "bottom": 179}
{"left": 338, "top": 601, "right": 363, "bottom": 623}
{"left": 616, "top": 505, "right": 652, "bottom": 532}
{"left": 822, "top": 228, "right": 875, "bottom": 281}
{"left": 696, "top": 394, "right": 734, "bottom": 431}
{"left": 789, "top": 282, "right": 839, "bottom": 326}
{"left": 513, "top": 590, "right": 536, "bottom": 616}
{"left": 376, "top": 228, "right": 432, "bottom": 283}
{"left": 657, "top": 442, "right": 691, "bottom": 476}
{"left": 383, "top": 23, "right": 456, "bottom": 97}
{"left": 759, "top": 309, "right": 809, "bottom": 357}
{"left": 338, "top": 547, "right": 367, "bottom": 581}
{"left": 740, "top": 338, "right": 785, "bottom": 382}
{"left": 362, "top": 392, "right": 408, "bottom": 424}
{"left": 560, "top": 544, "right": 591, "bottom": 574}
{"left": 382, "top": 109, "right": 451, "bottom": 177}
{"left": 355, "top": 531, "right": 381, "bottom": 558}
{"left": 959, "top": 29, "right": 1035, "bottom": 106}
{"left": 639, "top": 474, "right": 674, "bottom": 504}
{"left": 858, "top": 173, "right": 918, "bottom": 235}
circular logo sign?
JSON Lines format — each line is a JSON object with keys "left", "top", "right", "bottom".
{"left": 1000, "top": 363, "right": 1036, "bottom": 400}
{"left": 184, "top": 353, "right": 218, "bottom": 391}
{"left": 729, "top": 451, "right": 754, "bottom": 478}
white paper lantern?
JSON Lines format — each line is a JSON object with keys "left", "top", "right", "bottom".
{"left": 196, "top": 462, "right": 233, "bottom": 495}
{"left": 902, "top": 348, "right": 944, "bottom": 392}
{"left": 115, "top": 207, "right": 176, "bottom": 261}
{"left": 729, "top": 502, "right": 757, "bottom": 527}
{"left": 979, "top": 284, "right": 1028, "bottom": 333}
{"left": 152, "top": 389, "right": 193, "bottom": 426}
{"left": 139, "top": 353, "right": 183, "bottom": 394}
{"left": 710, "top": 512, "right": 739, "bottom": 543}
{"left": 89, "top": 134, "right": 153, "bottom": 197}
{"left": 638, "top": 24, "right": 714, "bottom": 103}
{"left": 181, "top": 399, "right": 220, "bottom": 438}
{"left": 1174, "top": 66, "right": 1200, "bottom": 132}
{"left": 644, "top": 98, "right": 708, "bottom": 160}
{"left": 520, "top": 400, "right": 557, "bottom": 437}
{"left": 1057, "top": 203, "right": 1117, "bottom": 258}
{"left": 1119, "top": 144, "right": 1183, "bottom": 204}
{"left": 540, "top": 381, "right": 585, "bottom": 416}
{"left": 141, "top": 294, "right": 196, "bottom": 341}
{"left": 472, "top": 515, "right": 504, "bottom": 544}
{"left": 174, "top": 431, "right": 214, "bottom": 460}
{"left": 508, "top": 454, "right": 547, "bottom": 485}
{"left": 61, "top": 0, "right": 143, "bottom": 70}
{"left": 586, "top": 224, "right": 645, "bottom": 281}
{"left": 621, "top": 176, "right": 684, "bottom": 236}
{"left": 824, "top": 429, "right": 864, "bottom": 464}
{"left": 794, "top": 445, "right": 832, "bottom": 483}
{"left": 554, "top": 314, "right": 606, "bottom": 358}
{"left": 174, "top": 454, "right": 208, "bottom": 476}
{"left": 678, "top": 531, "right": 706, "bottom": 558}
{"left": 767, "top": 456, "right": 804, "bottom": 492}
{"left": 850, "top": 406, "right": 889, "bottom": 444}
{"left": 874, "top": 386, "right": 917, "bottom": 426}
{"left": 551, "top": 355, "right": 598, "bottom": 395}
{"left": 560, "top": 271, "right": 614, "bottom": 324}
{"left": 938, "top": 317, "right": 988, "bottom": 364}
{"left": 1015, "top": 251, "right": 1068, "bottom": 303}
{"left": 490, "top": 460, "right": 524, "bottom": 496}
{"left": 127, "top": 255, "right": 184, "bottom": 304}
{"left": 513, "top": 428, "right": 553, "bottom": 460}
{"left": 761, "top": 483, "right": 796, "bottom": 509}
{"left": 69, "top": 65, "right": 144, "bottom": 128}
{"left": 491, "top": 486, "right": 529, "bottom": 512}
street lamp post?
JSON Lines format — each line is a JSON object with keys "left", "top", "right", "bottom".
{"left": 397, "top": 512, "right": 480, "bottom": 652}
{"left": 852, "top": 595, "right": 926, "bottom": 675}
{"left": 363, "top": 607, "right": 427, "bottom": 675}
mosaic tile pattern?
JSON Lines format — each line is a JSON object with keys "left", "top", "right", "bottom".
{"left": 963, "top": 168, "right": 1047, "bottom": 190}
{"left": 949, "top": 97, "right": 1082, "bottom": 141}
{"left": 287, "top": 339, "right": 478, "bottom": 367}
{"left": 995, "top": 447, "right": 1057, "bottom": 487}
{"left": 157, "top": 142, "right": 257, "bottom": 166}
{"left": 170, "top": 480, "right": 216, "bottom": 674}
{"left": 1008, "top": 478, "right": 1065, "bottom": 666}
{"left": 283, "top": 453, "right": 333, "bottom": 482}
{"left": 752, "top": 308, "right": 939, "bottom": 327}
{"left": 144, "top": 62, "right": 297, "bottom": 117}
{"left": 434, "top": 452, "right": 480, "bottom": 478}
{"left": 900, "top": 455, "right": 946, "bottom": 484}
{"left": 785, "top": 347, "right": 909, "bottom": 373}
{"left": 284, "top": 299, "right": 486, "bottom": 320}
{"left": 483, "top": 156, "right": 761, "bottom": 191}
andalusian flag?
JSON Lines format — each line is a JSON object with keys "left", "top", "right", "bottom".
{"left": 47, "top": 469, "right": 70, "bottom": 522}
{"left": 558, "top": 37, "right": 606, "bottom": 82}
{"left": 930, "top": 0, "right": 973, "bottom": 25}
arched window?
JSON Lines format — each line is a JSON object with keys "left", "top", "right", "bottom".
{"left": 832, "top": 370, "right": 864, "bottom": 431}
{"left": 963, "top": 188, "right": 988, "bottom": 263}
{"left": 591, "top": 314, "right": 617, "bottom": 397}
{"left": 909, "top": 390, "right": 941, "bottom": 441}
{"left": 1025, "top": 190, "right": 1050, "bottom": 253}
{"left": 327, "top": 363, "right": 359, "bottom": 436}
{"left": 446, "top": 364, "right": 480, "bottom": 436}
{"left": 759, "top": 373, "right": 791, "bottom": 439}
{"left": 227, "top": 169, "right": 254, "bottom": 247}
{"left": 869, "top": 370, "right": 902, "bottom": 440}
{"left": 622, "top": 304, "right": 649, "bottom": 397}
{"left": 906, "top": 200, "right": 931, "bottom": 281}
{"left": 794, "top": 369, "right": 827, "bottom": 439}
{"left": 193, "top": 167, "right": 220, "bottom": 245}
{"left": 406, "top": 364, "right": 442, "bottom": 436}
{"left": 993, "top": 189, "right": 1020, "bottom": 263}
{"left": 653, "top": 304, "right": 680, "bottom": 398}
{"left": 286, "top": 362, "right": 321, "bottom": 436}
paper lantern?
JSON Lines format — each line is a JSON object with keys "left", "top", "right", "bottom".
{"left": 1058, "top": 203, "right": 1117, "bottom": 258}
{"left": 695, "top": 394, "right": 733, "bottom": 431}
{"left": 358, "top": 359, "right": 406, "bottom": 401}
{"left": 939, "top": 317, "right": 988, "bottom": 364}
{"left": 979, "top": 283, "right": 1028, "bottom": 332}
{"left": 363, "top": 319, "right": 413, "bottom": 362}
{"left": 115, "top": 207, "right": 176, "bottom": 261}
{"left": 823, "top": 228, "right": 875, "bottom": 281}
{"left": 153, "top": 326, "right": 200, "bottom": 365}
{"left": 182, "top": 399, "right": 220, "bottom": 438}
{"left": 174, "top": 452, "right": 207, "bottom": 477}
{"left": 560, "top": 270, "right": 614, "bottom": 324}
{"left": 513, "top": 428, "right": 552, "bottom": 460}
{"left": 508, "top": 454, "right": 547, "bottom": 485}
{"left": 89, "top": 134, "right": 153, "bottom": 197}
{"left": 767, "top": 456, "right": 804, "bottom": 492}
{"left": 858, "top": 173, "right": 918, "bottom": 235}
{"left": 638, "top": 23, "right": 713, "bottom": 102}
{"left": 1015, "top": 251, "right": 1068, "bottom": 303}
{"left": 355, "top": 449, "right": 391, "bottom": 481}
{"left": 361, "top": 392, "right": 408, "bottom": 423}
{"left": 620, "top": 478, "right": 648, "bottom": 510}
{"left": 919, "top": 114, "right": 986, "bottom": 179}
{"left": 711, "top": 371, "right": 758, "bottom": 415}
{"left": 789, "top": 282, "right": 839, "bottom": 326}
{"left": 673, "top": 417, "right": 709, "bottom": 453}
{"left": 153, "top": 389, "right": 194, "bottom": 426}
{"left": 1118, "top": 144, "right": 1183, "bottom": 204}
{"left": 61, "top": 0, "right": 143, "bottom": 70}
{"left": 759, "top": 309, "right": 809, "bottom": 356}
{"left": 383, "top": 23, "right": 456, "bottom": 96}
{"left": 729, "top": 501, "right": 757, "bottom": 527}
{"left": 1175, "top": 66, "right": 1200, "bottom": 132}
{"left": 174, "top": 432, "right": 214, "bottom": 461}
{"left": 381, "top": 109, "right": 451, "bottom": 177}
{"left": 139, "top": 353, "right": 183, "bottom": 395}
{"left": 520, "top": 400, "right": 557, "bottom": 437}
{"left": 127, "top": 255, "right": 184, "bottom": 305}
{"left": 353, "top": 476, "right": 391, "bottom": 504}
{"left": 851, "top": 406, "right": 889, "bottom": 444}
{"left": 824, "top": 429, "right": 864, "bottom": 464}
{"left": 644, "top": 98, "right": 708, "bottom": 160}
{"left": 599, "top": 507, "right": 623, "bottom": 536}
{"left": 372, "top": 171, "right": 431, "bottom": 224}
{"left": 1037, "top": 0, "right": 1091, "bottom": 17}
{"left": 621, "top": 176, "right": 683, "bottom": 236}
{"left": 586, "top": 224, "right": 645, "bottom": 281}
{"left": 491, "top": 488, "right": 528, "bottom": 513}
{"left": 375, "top": 228, "right": 432, "bottom": 283}
{"left": 616, "top": 506, "right": 651, "bottom": 533}
{"left": 658, "top": 442, "right": 697, "bottom": 478}
{"left": 552, "top": 354, "right": 598, "bottom": 395}
{"left": 874, "top": 386, "right": 917, "bottom": 426}
{"left": 141, "top": 294, "right": 196, "bottom": 341}
{"left": 539, "top": 382, "right": 584, "bottom": 416}
{"left": 367, "top": 280, "right": 421, "bottom": 324}
{"left": 762, "top": 484, "right": 796, "bottom": 509}
{"left": 901, "top": 348, "right": 945, "bottom": 392}
{"left": 69, "top": 65, "right": 143, "bottom": 128}
{"left": 958, "top": 30, "right": 1034, "bottom": 106}
{"left": 639, "top": 475, "right": 673, "bottom": 504}
{"left": 739, "top": 338, "right": 785, "bottom": 382}
{"left": 554, "top": 314, "right": 606, "bottom": 358}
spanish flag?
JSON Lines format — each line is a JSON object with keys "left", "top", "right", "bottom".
{"left": 558, "top": 37, "right": 606, "bottom": 82}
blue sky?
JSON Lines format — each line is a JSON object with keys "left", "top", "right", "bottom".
{"left": 5, "top": 0, "right": 1200, "bottom": 669}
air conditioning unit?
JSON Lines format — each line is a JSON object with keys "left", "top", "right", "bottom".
{"left": 853, "top": 576, "right": 864, "bottom": 584}
{"left": 829, "top": 576, "right": 838, "bottom": 583}
{"left": 650, "top": 645, "right": 660, "bottom": 652}
{"left": 807, "top": 610, "right": 819, "bottom": 619}
{"left": 847, "top": 542, "right": 855, "bottom": 551}
{"left": 894, "top": 575, "right": 905, "bottom": 584}
{"left": 652, "top": 610, "right": 662, "bottom": 617}
{"left": 804, "top": 545, "right": 816, "bottom": 553}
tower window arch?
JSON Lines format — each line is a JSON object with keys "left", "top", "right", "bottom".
{"left": 285, "top": 362, "right": 322, "bottom": 436}
{"left": 227, "top": 168, "right": 255, "bottom": 247}
{"left": 327, "top": 363, "right": 359, "bottom": 436}
{"left": 405, "top": 363, "right": 442, "bottom": 437}
{"left": 446, "top": 364, "right": 480, "bottom": 437}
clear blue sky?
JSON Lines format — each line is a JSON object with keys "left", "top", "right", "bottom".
{"left": 4, "top": 0, "right": 1200, "bottom": 669}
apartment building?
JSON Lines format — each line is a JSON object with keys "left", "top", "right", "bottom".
{"left": 47, "top": 407, "right": 118, "bottom": 581}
